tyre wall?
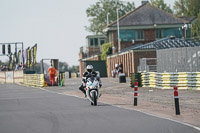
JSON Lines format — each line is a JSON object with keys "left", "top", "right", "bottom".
{"left": 141, "top": 72, "right": 200, "bottom": 90}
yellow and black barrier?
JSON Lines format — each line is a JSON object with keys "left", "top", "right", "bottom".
{"left": 141, "top": 72, "right": 200, "bottom": 90}
{"left": 23, "top": 74, "right": 45, "bottom": 87}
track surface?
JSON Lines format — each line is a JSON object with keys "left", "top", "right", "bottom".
{"left": 0, "top": 83, "right": 199, "bottom": 133}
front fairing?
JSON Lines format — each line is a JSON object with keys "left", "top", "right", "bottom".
{"left": 86, "top": 77, "right": 100, "bottom": 102}
{"left": 86, "top": 77, "right": 99, "bottom": 89}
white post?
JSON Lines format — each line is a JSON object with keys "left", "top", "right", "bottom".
{"left": 182, "top": 24, "right": 187, "bottom": 39}
{"left": 117, "top": 8, "right": 120, "bottom": 52}
{"left": 107, "top": 13, "right": 110, "bottom": 25}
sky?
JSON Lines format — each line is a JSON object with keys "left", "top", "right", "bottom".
{"left": 0, "top": 0, "right": 176, "bottom": 66}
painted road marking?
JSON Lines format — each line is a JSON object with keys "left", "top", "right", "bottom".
{"left": 37, "top": 87, "right": 200, "bottom": 131}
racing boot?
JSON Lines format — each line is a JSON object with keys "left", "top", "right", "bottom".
{"left": 79, "top": 85, "right": 86, "bottom": 97}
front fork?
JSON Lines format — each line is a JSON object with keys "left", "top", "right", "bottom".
{"left": 86, "top": 89, "right": 99, "bottom": 102}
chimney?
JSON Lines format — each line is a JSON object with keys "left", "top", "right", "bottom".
{"left": 80, "top": 46, "right": 83, "bottom": 53}
{"left": 142, "top": 0, "right": 149, "bottom": 5}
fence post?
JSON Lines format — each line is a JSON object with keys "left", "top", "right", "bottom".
{"left": 134, "top": 82, "right": 138, "bottom": 106}
{"left": 174, "top": 86, "right": 180, "bottom": 115}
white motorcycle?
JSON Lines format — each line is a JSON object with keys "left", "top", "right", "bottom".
{"left": 85, "top": 76, "right": 100, "bottom": 106}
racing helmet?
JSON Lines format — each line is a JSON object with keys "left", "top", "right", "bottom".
{"left": 86, "top": 65, "right": 93, "bottom": 73}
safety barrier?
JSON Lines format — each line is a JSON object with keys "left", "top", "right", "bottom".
{"left": 71, "top": 73, "right": 77, "bottom": 78}
{"left": 0, "top": 70, "right": 23, "bottom": 83}
{"left": 0, "top": 71, "right": 6, "bottom": 83}
{"left": 14, "top": 70, "right": 24, "bottom": 83}
{"left": 23, "top": 74, "right": 45, "bottom": 87}
{"left": 141, "top": 72, "right": 200, "bottom": 90}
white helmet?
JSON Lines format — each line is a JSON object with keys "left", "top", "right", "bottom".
{"left": 86, "top": 65, "right": 93, "bottom": 73}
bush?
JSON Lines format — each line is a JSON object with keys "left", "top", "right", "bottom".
{"left": 101, "top": 43, "right": 112, "bottom": 61}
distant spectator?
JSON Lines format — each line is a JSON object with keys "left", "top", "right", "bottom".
{"left": 21, "top": 63, "right": 26, "bottom": 70}
{"left": 112, "top": 63, "right": 119, "bottom": 78}
{"left": 6, "top": 66, "right": 10, "bottom": 71}
{"left": 1, "top": 65, "right": 9, "bottom": 71}
{"left": 115, "top": 63, "right": 119, "bottom": 70}
{"left": 118, "top": 63, "right": 123, "bottom": 73}
{"left": 0, "top": 65, "right": 2, "bottom": 71}
{"left": 15, "top": 64, "right": 21, "bottom": 71}
{"left": 15, "top": 65, "right": 18, "bottom": 71}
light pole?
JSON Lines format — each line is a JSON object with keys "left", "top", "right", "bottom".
{"left": 115, "top": 1, "right": 121, "bottom": 53}
{"left": 107, "top": 12, "right": 110, "bottom": 25}
{"left": 182, "top": 24, "right": 188, "bottom": 39}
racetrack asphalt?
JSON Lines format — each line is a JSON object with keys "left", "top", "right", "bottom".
{"left": 0, "top": 82, "right": 199, "bottom": 133}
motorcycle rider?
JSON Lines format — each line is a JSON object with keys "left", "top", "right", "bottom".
{"left": 79, "top": 65, "right": 102, "bottom": 96}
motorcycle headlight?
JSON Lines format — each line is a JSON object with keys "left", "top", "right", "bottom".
{"left": 89, "top": 86, "right": 93, "bottom": 88}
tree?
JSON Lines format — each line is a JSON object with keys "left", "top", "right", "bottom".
{"left": 86, "top": 0, "right": 135, "bottom": 34}
{"left": 68, "top": 65, "right": 79, "bottom": 73}
{"left": 0, "top": 60, "right": 4, "bottom": 66}
{"left": 173, "top": 0, "right": 188, "bottom": 16}
{"left": 186, "top": 0, "right": 200, "bottom": 16}
{"left": 59, "top": 62, "right": 69, "bottom": 72}
{"left": 191, "top": 13, "right": 200, "bottom": 39}
{"left": 173, "top": 0, "right": 200, "bottom": 16}
{"left": 150, "top": 0, "right": 173, "bottom": 14}
{"left": 0, "top": 60, "right": 9, "bottom": 67}
{"left": 101, "top": 42, "right": 112, "bottom": 61}
{"left": 31, "top": 63, "right": 41, "bottom": 74}
{"left": 173, "top": 0, "right": 200, "bottom": 38}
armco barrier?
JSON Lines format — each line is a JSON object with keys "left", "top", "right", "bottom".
{"left": 23, "top": 74, "right": 45, "bottom": 87}
{"left": 141, "top": 72, "right": 200, "bottom": 90}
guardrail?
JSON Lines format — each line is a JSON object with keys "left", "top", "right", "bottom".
{"left": 141, "top": 72, "right": 200, "bottom": 90}
{"left": 23, "top": 74, "right": 45, "bottom": 87}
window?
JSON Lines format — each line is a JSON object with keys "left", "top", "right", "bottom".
{"left": 136, "top": 30, "right": 144, "bottom": 40}
{"left": 100, "top": 40, "right": 105, "bottom": 45}
{"left": 120, "top": 30, "right": 135, "bottom": 42}
{"left": 127, "top": 30, "right": 134, "bottom": 41}
{"left": 94, "top": 38, "right": 98, "bottom": 46}
{"left": 163, "top": 28, "right": 182, "bottom": 38}
{"left": 156, "top": 29, "right": 163, "bottom": 39}
{"left": 90, "top": 38, "right": 94, "bottom": 46}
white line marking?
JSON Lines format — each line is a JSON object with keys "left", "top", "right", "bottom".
{"left": 38, "top": 87, "right": 200, "bottom": 131}
{"left": 38, "top": 87, "right": 84, "bottom": 99}
{"left": 135, "top": 109, "right": 200, "bottom": 131}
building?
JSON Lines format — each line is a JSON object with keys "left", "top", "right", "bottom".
{"left": 105, "top": 2, "right": 196, "bottom": 54}
{"left": 79, "top": 35, "right": 107, "bottom": 77}
{"left": 79, "top": 2, "right": 197, "bottom": 77}
{"left": 104, "top": 2, "right": 196, "bottom": 77}
{"left": 85, "top": 35, "right": 106, "bottom": 57}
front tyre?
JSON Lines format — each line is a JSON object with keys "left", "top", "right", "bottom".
{"left": 93, "top": 91, "right": 97, "bottom": 106}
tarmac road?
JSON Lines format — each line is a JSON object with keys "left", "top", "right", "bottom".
{"left": 0, "top": 83, "right": 199, "bottom": 133}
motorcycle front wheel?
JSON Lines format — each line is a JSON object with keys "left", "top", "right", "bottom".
{"left": 91, "top": 91, "right": 97, "bottom": 106}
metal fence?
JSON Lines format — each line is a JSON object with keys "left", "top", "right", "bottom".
{"left": 157, "top": 46, "right": 200, "bottom": 72}
{"left": 138, "top": 58, "right": 157, "bottom": 72}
